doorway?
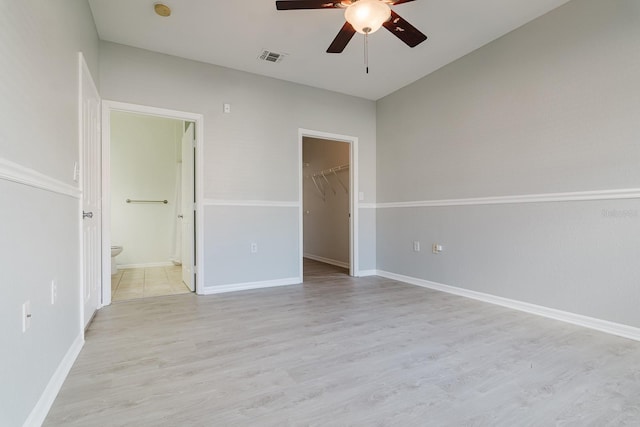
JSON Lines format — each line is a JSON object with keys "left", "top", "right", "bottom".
{"left": 101, "top": 102, "right": 204, "bottom": 305}
{"left": 298, "top": 129, "right": 359, "bottom": 279}
{"left": 108, "top": 112, "right": 193, "bottom": 301}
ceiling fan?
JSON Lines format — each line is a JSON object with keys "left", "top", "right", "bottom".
{"left": 275, "top": 0, "right": 427, "bottom": 53}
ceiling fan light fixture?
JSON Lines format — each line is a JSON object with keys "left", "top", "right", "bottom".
{"left": 344, "top": 0, "right": 391, "bottom": 34}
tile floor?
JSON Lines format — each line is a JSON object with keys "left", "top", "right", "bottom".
{"left": 111, "top": 265, "right": 191, "bottom": 302}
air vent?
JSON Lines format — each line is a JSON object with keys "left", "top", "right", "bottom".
{"left": 258, "top": 50, "right": 287, "bottom": 64}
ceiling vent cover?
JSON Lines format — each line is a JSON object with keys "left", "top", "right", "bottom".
{"left": 258, "top": 50, "right": 287, "bottom": 63}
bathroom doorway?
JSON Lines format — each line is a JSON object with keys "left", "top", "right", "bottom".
{"left": 101, "top": 102, "right": 203, "bottom": 305}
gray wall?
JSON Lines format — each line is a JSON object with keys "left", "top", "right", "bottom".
{"left": 99, "top": 42, "right": 377, "bottom": 288}
{"left": 205, "top": 206, "right": 299, "bottom": 285}
{"left": 376, "top": 0, "right": 640, "bottom": 327}
{"left": 303, "top": 137, "right": 351, "bottom": 266}
{"left": 0, "top": 1, "right": 99, "bottom": 425}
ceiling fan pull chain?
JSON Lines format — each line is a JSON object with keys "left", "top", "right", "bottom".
{"left": 364, "top": 32, "right": 369, "bottom": 74}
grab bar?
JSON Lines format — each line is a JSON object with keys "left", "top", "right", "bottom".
{"left": 126, "top": 199, "right": 168, "bottom": 204}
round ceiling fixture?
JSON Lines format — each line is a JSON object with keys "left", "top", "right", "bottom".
{"left": 344, "top": 0, "right": 391, "bottom": 34}
{"left": 154, "top": 3, "right": 172, "bottom": 17}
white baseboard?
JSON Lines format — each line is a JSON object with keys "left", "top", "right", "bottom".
{"left": 357, "top": 269, "right": 378, "bottom": 277}
{"left": 118, "top": 261, "right": 174, "bottom": 269}
{"left": 202, "top": 277, "right": 301, "bottom": 295}
{"left": 376, "top": 270, "right": 640, "bottom": 342}
{"left": 23, "top": 333, "right": 84, "bottom": 427}
{"left": 303, "top": 254, "right": 350, "bottom": 269}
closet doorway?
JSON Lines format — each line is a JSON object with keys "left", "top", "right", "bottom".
{"left": 101, "top": 102, "right": 204, "bottom": 305}
{"left": 299, "top": 129, "right": 359, "bottom": 279}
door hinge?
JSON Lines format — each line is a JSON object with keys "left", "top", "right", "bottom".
{"left": 192, "top": 139, "right": 196, "bottom": 148}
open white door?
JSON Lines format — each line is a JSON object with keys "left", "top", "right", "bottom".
{"left": 80, "top": 54, "right": 102, "bottom": 328}
{"left": 181, "top": 123, "right": 195, "bottom": 291}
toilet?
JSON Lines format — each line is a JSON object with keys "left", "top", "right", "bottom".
{"left": 111, "top": 245, "right": 123, "bottom": 275}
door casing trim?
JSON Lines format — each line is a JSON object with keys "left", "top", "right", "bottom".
{"left": 298, "top": 128, "right": 359, "bottom": 278}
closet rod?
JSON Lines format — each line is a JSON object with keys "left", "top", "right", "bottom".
{"left": 311, "top": 163, "right": 349, "bottom": 179}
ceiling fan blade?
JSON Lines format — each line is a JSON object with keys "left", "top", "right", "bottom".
{"left": 382, "top": 10, "right": 427, "bottom": 47}
{"left": 327, "top": 22, "right": 356, "bottom": 53}
{"left": 276, "top": 1, "right": 344, "bottom": 10}
{"left": 388, "top": 0, "right": 416, "bottom": 4}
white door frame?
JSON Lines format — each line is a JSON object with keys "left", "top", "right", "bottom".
{"left": 101, "top": 101, "right": 205, "bottom": 305}
{"left": 298, "top": 128, "right": 359, "bottom": 278}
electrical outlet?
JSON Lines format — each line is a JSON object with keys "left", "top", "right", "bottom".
{"left": 51, "top": 280, "right": 57, "bottom": 305}
{"left": 250, "top": 243, "right": 258, "bottom": 254}
{"left": 413, "top": 241, "right": 420, "bottom": 252}
{"left": 223, "top": 103, "right": 231, "bottom": 113}
{"left": 432, "top": 243, "right": 443, "bottom": 254}
{"left": 22, "top": 301, "right": 31, "bottom": 333}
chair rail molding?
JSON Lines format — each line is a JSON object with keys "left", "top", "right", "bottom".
{"left": 202, "top": 199, "right": 300, "bottom": 208}
{"left": 375, "top": 188, "right": 640, "bottom": 209}
{"left": 0, "top": 157, "right": 81, "bottom": 199}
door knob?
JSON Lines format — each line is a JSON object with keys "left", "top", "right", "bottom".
{"left": 178, "top": 214, "right": 184, "bottom": 219}
{"left": 83, "top": 211, "right": 93, "bottom": 219}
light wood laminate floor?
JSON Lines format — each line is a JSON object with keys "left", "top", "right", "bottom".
{"left": 303, "top": 257, "right": 349, "bottom": 280}
{"left": 46, "top": 262, "right": 640, "bottom": 426}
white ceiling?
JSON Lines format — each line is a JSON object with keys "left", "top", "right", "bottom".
{"left": 88, "top": 0, "right": 571, "bottom": 100}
